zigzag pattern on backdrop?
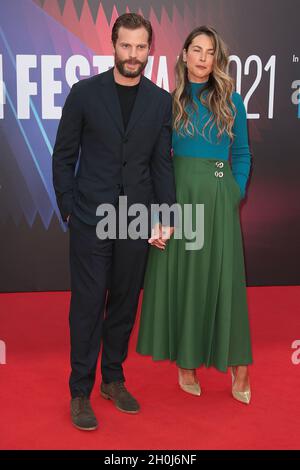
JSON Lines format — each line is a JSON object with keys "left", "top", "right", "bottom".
{"left": 33, "top": 0, "right": 198, "bottom": 22}
{"left": 30, "top": 0, "right": 201, "bottom": 57}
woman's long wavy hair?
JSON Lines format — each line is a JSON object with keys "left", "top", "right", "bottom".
{"left": 173, "top": 26, "right": 236, "bottom": 141}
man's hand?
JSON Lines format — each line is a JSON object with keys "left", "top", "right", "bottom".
{"left": 66, "top": 214, "right": 71, "bottom": 224}
{"left": 148, "top": 223, "right": 175, "bottom": 250}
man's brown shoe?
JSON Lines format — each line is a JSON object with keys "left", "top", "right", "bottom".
{"left": 100, "top": 381, "right": 140, "bottom": 414}
{"left": 71, "top": 396, "right": 98, "bottom": 431}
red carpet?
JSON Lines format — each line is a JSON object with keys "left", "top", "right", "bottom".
{"left": 0, "top": 286, "right": 300, "bottom": 450}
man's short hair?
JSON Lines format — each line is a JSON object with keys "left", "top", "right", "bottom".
{"left": 112, "top": 13, "right": 152, "bottom": 46}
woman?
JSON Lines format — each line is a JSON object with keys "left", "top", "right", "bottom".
{"left": 137, "top": 26, "right": 253, "bottom": 404}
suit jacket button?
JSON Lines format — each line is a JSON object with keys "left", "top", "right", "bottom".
{"left": 123, "top": 161, "right": 127, "bottom": 166}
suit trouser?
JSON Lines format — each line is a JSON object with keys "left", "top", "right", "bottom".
{"left": 68, "top": 213, "right": 149, "bottom": 398}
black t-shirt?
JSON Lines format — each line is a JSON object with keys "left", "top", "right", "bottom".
{"left": 115, "top": 82, "right": 140, "bottom": 130}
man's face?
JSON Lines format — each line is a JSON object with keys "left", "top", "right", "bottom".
{"left": 114, "top": 26, "right": 150, "bottom": 78}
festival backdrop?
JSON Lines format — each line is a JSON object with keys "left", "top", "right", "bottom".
{"left": 0, "top": 0, "right": 299, "bottom": 291}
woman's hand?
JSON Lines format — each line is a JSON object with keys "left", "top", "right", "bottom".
{"left": 148, "top": 223, "right": 174, "bottom": 250}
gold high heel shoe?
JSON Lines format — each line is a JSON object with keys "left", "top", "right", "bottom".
{"left": 178, "top": 369, "right": 201, "bottom": 396}
{"left": 231, "top": 367, "right": 251, "bottom": 405}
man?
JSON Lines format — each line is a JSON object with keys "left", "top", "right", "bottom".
{"left": 52, "top": 13, "right": 176, "bottom": 430}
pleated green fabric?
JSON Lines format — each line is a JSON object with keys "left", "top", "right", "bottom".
{"left": 137, "top": 156, "right": 253, "bottom": 372}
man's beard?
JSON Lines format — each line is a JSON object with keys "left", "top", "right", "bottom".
{"left": 115, "top": 55, "right": 148, "bottom": 78}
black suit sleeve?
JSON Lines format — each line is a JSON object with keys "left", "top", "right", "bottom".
{"left": 52, "top": 83, "right": 83, "bottom": 221}
{"left": 150, "top": 94, "right": 176, "bottom": 222}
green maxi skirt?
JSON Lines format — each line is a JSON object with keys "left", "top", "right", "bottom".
{"left": 136, "top": 156, "right": 253, "bottom": 372}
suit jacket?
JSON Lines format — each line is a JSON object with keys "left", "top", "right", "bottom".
{"left": 52, "top": 67, "right": 176, "bottom": 226}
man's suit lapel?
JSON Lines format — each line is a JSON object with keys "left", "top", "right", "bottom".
{"left": 100, "top": 68, "right": 125, "bottom": 136}
{"left": 125, "top": 75, "right": 152, "bottom": 136}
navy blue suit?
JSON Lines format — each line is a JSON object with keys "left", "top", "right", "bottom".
{"left": 52, "top": 68, "right": 176, "bottom": 397}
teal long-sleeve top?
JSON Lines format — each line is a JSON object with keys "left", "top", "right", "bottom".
{"left": 172, "top": 81, "right": 251, "bottom": 198}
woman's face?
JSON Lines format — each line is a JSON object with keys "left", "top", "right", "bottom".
{"left": 183, "top": 33, "right": 215, "bottom": 83}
